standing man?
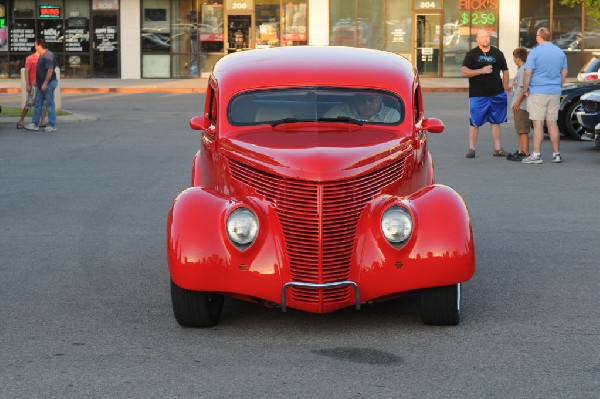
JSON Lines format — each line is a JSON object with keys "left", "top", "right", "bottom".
{"left": 25, "top": 37, "right": 58, "bottom": 132}
{"left": 17, "top": 46, "right": 47, "bottom": 129}
{"left": 521, "top": 27, "right": 568, "bottom": 164}
{"left": 462, "top": 29, "right": 510, "bottom": 158}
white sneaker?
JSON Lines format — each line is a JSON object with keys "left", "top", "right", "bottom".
{"left": 521, "top": 154, "right": 543, "bottom": 164}
{"left": 552, "top": 153, "right": 562, "bottom": 163}
{"left": 44, "top": 126, "right": 57, "bottom": 132}
{"left": 25, "top": 123, "right": 39, "bottom": 131}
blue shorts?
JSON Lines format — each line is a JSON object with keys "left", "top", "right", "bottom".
{"left": 469, "top": 92, "right": 508, "bottom": 127}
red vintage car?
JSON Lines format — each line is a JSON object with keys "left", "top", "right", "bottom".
{"left": 167, "top": 46, "right": 475, "bottom": 327}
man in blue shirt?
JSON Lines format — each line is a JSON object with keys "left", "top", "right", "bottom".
{"left": 521, "top": 27, "right": 568, "bottom": 164}
{"left": 25, "top": 37, "right": 58, "bottom": 132}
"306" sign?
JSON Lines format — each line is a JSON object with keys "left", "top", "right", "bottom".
{"left": 226, "top": 0, "right": 254, "bottom": 10}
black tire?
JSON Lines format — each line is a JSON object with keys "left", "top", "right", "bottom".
{"left": 170, "top": 279, "right": 224, "bottom": 328}
{"left": 562, "top": 100, "right": 586, "bottom": 140}
{"left": 420, "top": 283, "right": 461, "bottom": 326}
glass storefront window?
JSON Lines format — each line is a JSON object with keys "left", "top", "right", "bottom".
{"left": 443, "top": 0, "right": 468, "bottom": 77}
{"left": 37, "top": 1, "right": 65, "bottom": 57}
{"left": 200, "top": 2, "right": 223, "bottom": 73}
{"left": 13, "top": 1, "right": 35, "bottom": 19}
{"left": 583, "top": 11, "right": 600, "bottom": 51}
{"left": 520, "top": 0, "right": 550, "bottom": 49}
{"left": 142, "top": 0, "right": 170, "bottom": 52}
{"left": 552, "top": 1, "right": 582, "bottom": 51}
{"left": 357, "top": 0, "right": 383, "bottom": 49}
{"left": 442, "top": 0, "right": 499, "bottom": 76}
{"left": 0, "top": 1, "right": 7, "bottom": 53}
{"left": 330, "top": 0, "right": 357, "bottom": 46}
{"left": 255, "top": 0, "right": 280, "bottom": 48}
{"left": 385, "top": 0, "right": 411, "bottom": 55}
{"left": 330, "top": 0, "right": 386, "bottom": 49}
{"left": 0, "top": 54, "right": 7, "bottom": 77}
{"left": 282, "top": 1, "right": 307, "bottom": 46}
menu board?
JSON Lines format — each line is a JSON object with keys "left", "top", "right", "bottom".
{"left": 10, "top": 26, "right": 35, "bottom": 52}
{"left": 66, "top": 28, "right": 89, "bottom": 52}
{"left": 95, "top": 26, "right": 117, "bottom": 51}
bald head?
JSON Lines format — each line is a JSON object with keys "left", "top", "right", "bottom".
{"left": 476, "top": 29, "right": 491, "bottom": 51}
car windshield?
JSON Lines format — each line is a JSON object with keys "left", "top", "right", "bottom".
{"left": 228, "top": 88, "right": 404, "bottom": 126}
{"left": 581, "top": 57, "right": 600, "bottom": 73}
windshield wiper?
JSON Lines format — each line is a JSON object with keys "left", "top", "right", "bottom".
{"left": 317, "top": 116, "right": 364, "bottom": 126}
{"left": 269, "top": 118, "right": 300, "bottom": 127}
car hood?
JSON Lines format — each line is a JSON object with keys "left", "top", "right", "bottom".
{"left": 562, "top": 81, "right": 600, "bottom": 93}
{"left": 220, "top": 125, "right": 413, "bottom": 181}
{"left": 581, "top": 89, "right": 600, "bottom": 102}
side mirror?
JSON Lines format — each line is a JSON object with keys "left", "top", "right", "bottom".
{"left": 421, "top": 118, "right": 445, "bottom": 134}
{"left": 190, "top": 116, "right": 210, "bottom": 131}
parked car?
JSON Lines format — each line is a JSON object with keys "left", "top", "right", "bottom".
{"left": 167, "top": 46, "right": 476, "bottom": 327}
{"left": 576, "top": 89, "right": 600, "bottom": 141}
{"left": 577, "top": 52, "right": 600, "bottom": 81}
{"left": 558, "top": 80, "right": 600, "bottom": 139}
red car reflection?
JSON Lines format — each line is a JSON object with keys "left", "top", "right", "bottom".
{"left": 167, "top": 46, "right": 475, "bottom": 327}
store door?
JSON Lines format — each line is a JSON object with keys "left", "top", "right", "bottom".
{"left": 415, "top": 14, "right": 441, "bottom": 77}
{"left": 91, "top": 13, "right": 119, "bottom": 77}
{"left": 226, "top": 14, "right": 252, "bottom": 53}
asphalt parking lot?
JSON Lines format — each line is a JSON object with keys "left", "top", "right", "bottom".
{"left": 1, "top": 92, "right": 598, "bottom": 398}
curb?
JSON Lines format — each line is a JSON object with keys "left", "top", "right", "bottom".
{"left": 0, "top": 112, "right": 97, "bottom": 125}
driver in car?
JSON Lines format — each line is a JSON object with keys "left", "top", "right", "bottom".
{"left": 323, "top": 93, "right": 400, "bottom": 123}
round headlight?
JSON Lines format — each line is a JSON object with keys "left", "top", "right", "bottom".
{"left": 381, "top": 206, "right": 413, "bottom": 245}
{"left": 226, "top": 207, "right": 259, "bottom": 247}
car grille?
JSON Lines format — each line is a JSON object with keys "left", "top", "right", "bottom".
{"left": 229, "top": 156, "right": 407, "bottom": 304}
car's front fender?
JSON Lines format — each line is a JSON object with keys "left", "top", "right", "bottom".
{"left": 354, "top": 184, "right": 475, "bottom": 301}
{"left": 167, "top": 187, "right": 286, "bottom": 303}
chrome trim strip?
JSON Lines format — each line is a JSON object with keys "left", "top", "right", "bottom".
{"left": 281, "top": 281, "right": 361, "bottom": 312}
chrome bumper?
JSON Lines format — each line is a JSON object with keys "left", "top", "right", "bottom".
{"left": 281, "top": 281, "right": 361, "bottom": 312}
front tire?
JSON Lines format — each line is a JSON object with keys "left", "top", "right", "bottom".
{"left": 563, "top": 100, "right": 585, "bottom": 140}
{"left": 420, "top": 283, "right": 461, "bottom": 326}
{"left": 170, "top": 279, "right": 224, "bottom": 328}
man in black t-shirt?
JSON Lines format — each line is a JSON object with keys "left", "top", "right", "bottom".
{"left": 461, "top": 29, "right": 510, "bottom": 158}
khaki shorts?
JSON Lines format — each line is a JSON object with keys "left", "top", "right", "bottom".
{"left": 527, "top": 94, "right": 560, "bottom": 121}
{"left": 25, "top": 86, "right": 47, "bottom": 109}
{"left": 513, "top": 108, "right": 530, "bottom": 134}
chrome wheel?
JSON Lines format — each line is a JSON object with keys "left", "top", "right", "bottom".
{"left": 564, "top": 100, "right": 586, "bottom": 140}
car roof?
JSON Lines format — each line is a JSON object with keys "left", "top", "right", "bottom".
{"left": 211, "top": 46, "right": 417, "bottom": 98}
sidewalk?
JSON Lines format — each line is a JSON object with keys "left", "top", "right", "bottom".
{"left": 0, "top": 77, "right": 469, "bottom": 94}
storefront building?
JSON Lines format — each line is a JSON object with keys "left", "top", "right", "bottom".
{"left": 0, "top": 0, "right": 597, "bottom": 79}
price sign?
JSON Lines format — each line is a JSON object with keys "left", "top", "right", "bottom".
{"left": 39, "top": 5, "right": 61, "bottom": 19}
{"left": 461, "top": 12, "right": 495, "bottom": 25}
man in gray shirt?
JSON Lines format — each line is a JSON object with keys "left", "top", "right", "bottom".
{"left": 324, "top": 93, "right": 400, "bottom": 123}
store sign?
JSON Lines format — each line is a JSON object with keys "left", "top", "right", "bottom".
{"left": 93, "top": 0, "right": 119, "bottom": 10}
{"left": 459, "top": 0, "right": 498, "bottom": 27}
{"left": 39, "top": 5, "right": 61, "bottom": 19}
{"left": 415, "top": 2, "right": 439, "bottom": 9}
{"left": 225, "top": 0, "right": 253, "bottom": 11}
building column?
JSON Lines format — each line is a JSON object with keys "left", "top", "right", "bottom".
{"left": 308, "top": 0, "right": 329, "bottom": 46}
{"left": 499, "top": 0, "right": 520, "bottom": 77}
{"left": 120, "top": 1, "right": 141, "bottom": 79}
